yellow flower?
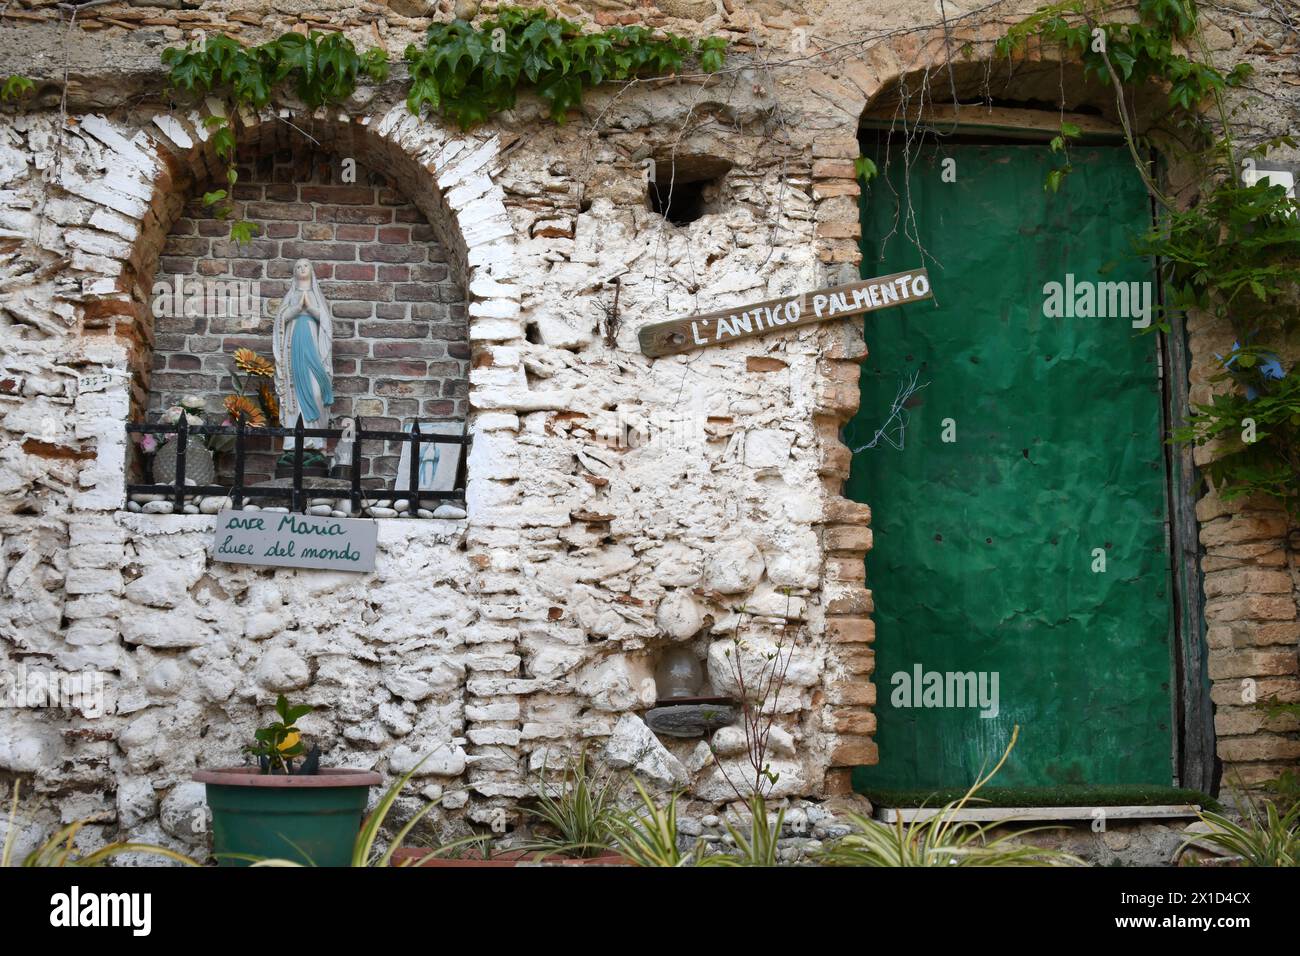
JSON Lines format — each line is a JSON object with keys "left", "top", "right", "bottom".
{"left": 259, "top": 382, "right": 280, "bottom": 422}
{"left": 224, "top": 394, "right": 267, "bottom": 427}
{"left": 233, "top": 348, "right": 275, "bottom": 378}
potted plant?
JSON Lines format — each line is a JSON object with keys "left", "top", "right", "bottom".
{"left": 142, "top": 396, "right": 217, "bottom": 485}
{"left": 193, "top": 695, "right": 380, "bottom": 867}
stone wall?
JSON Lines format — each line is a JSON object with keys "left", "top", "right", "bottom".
{"left": 149, "top": 145, "right": 469, "bottom": 485}
{"left": 0, "top": 0, "right": 1296, "bottom": 859}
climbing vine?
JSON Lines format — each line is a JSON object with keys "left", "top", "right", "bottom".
{"left": 157, "top": 10, "right": 725, "bottom": 242}
{"left": 999, "top": 0, "right": 1300, "bottom": 515}
{"left": 160, "top": 31, "right": 390, "bottom": 244}
{"left": 404, "top": 6, "right": 726, "bottom": 128}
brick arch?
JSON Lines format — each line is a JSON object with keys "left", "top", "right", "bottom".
{"left": 69, "top": 100, "right": 520, "bottom": 513}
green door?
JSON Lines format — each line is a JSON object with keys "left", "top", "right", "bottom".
{"left": 846, "top": 141, "right": 1174, "bottom": 790}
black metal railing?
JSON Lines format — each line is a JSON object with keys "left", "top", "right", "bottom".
{"left": 125, "top": 415, "right": 469, "bottom": 516}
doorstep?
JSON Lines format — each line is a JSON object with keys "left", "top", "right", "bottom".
{"left": 874, "top": 804, "right": 1203, "bottom": 824}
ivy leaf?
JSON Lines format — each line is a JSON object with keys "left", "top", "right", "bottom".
{"left": 1, "top": 75, "right": 35, "bottom": 101}
{"left": 854, "top": 156, "right": 878, "bottom": 181}
{"left": 1044, "top": 167, "right": 1071, "bottom": 193}
{"left": 699, "top": 36, "right": 727, "bottom": 73}
{"left": 202, "top": 189, "right": 228, "bottom": 207}
{"left": 230, "top": 219, "right": 261, "bottom": 247}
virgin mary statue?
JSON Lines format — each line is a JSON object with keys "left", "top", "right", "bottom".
{"left": 272, "top": 259, "right": 335, "bottom": 451}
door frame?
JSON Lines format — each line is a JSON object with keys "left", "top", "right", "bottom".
{"left": 855, "top": 105, "right": 1214, "bottom": 792}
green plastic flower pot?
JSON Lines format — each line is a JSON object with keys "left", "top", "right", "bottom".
{"left": 194, "top": 767, "right": 382, "bottom": 867}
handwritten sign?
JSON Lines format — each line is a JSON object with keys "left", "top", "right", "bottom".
{"left": 212, "top": 510, "right": 377, "bottom": 572}
{"left": 638, "top": 268, "right": 932, "bottom": 357}
{"left": 77, "top": 371, "right": 126, "bottom": 394}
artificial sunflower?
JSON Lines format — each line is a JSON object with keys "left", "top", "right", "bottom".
{"left": 224, "top": 394, "right": 267, "bottom": 427}
{"left": 258, "top": 382, "right": 280, "bottom": 422}
{"left": 233, "top": 347, "right": 275, "bottom": 378}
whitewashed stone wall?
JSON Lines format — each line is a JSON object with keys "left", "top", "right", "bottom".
{"left": 1, "top": 2, "right": 1296, "bottom": 857}
{"left": 0, "top": 72, "right": 861, "bottom": 854}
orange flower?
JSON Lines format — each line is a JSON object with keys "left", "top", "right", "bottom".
{"left": 224, "top": 394, "right": 267, "bottom": 427}
{"left": 233, "top": 348, "right": 275, "bottom": 378}
{"left": 259, "top": 382, "right": 280, "bottom": 422}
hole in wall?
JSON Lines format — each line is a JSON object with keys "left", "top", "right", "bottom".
{"left": 648, "top": 155, "right": 732, "bottom": 225}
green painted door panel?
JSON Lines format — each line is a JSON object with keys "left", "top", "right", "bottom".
{"left": 846, "top": 143, "right": 1174, "bottom": 790}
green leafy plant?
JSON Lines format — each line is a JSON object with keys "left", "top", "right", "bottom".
{"left": 606, "top": 777, "right": 696, "bottom": 867}
{"left": 3, "top": 781, "right": 197, "bottom": 867}
{"left": 247, "top": 694, "right": 315, "bottom": 775}
{"left": 698, "top": 791, "right": 785, "bottom": 867}
{"left": 237, "top": 753, "right": 449, "bottom": 867}
{"left": 162, "top": 31, "right": 388, "bottom": 109}
{"left": 162, "top": 32, "right": 388, "bottom": 243}
{"left": 814, "top": 728, "right": 1083, "bottom": 867}
{"left": 1045, "top": 119, "right": 1081, "bottom": 192}
{"left": 1, "top": 75, "right": 34, "bottom": 102}
{"left": 998, "top": 0, "right": 1300, "bottom": 513}
{"left": 351, "top": 755, "right": 443, "bottom": 867}
{"left": 404, "top": 6, "right": 726, "bottom": 129}
{"left": 520, "top": 747, "right": 622, "bottom": 859}
{"left": 1180, "top": 789, "right": 1300, "bottom": 867}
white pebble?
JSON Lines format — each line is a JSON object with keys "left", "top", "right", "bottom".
{"left": 263, "top": 507, "right": 289, "bottom": 513}
{"left": 367, "top": 507, "right": 397, "bottom": 518}
{"left": 308, "top": 505, "right": 333, "bottom": 516}
{"left": 393, "top": 499, "right": 411, "bottom": 513}
{"left": 142, "top": 501, "right": 174, "bottom": 514}
{"left": 310, "top": 498, "right": 334, "bottom": 507}
{"left": 243, "top": 504, "right": 260, "bottom": 511}
{"left": 183, "top": 504, "right": 199, "bottom": 514}
{"left": 432, "top": 504, "right": 467, "bottom": 519}
{"left": 135, "top": 493, "right": 164, "bottom": 503}
{"left": 200, "top": 496, "right": 232, "bottom": 515}
{"left": 331, "top": 510, "right": 348, "bottom": 518}
{"left": 417, "top": 509, "right": 434, "bottom": 518}
{"left": 127, "top": 500, "right": 142, "bottom": 512}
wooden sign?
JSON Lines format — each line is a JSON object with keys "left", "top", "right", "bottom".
{"left": 212, "top": 510, "right": 377, "bottom": 573}
{"left": 638, "top": 268, "right": 932, "bottom": 357}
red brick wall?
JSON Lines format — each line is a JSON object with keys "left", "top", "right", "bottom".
{"left": 147, "top": 145, "right": 468, "bottom": 485}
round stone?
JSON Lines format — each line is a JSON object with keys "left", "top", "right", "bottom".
{"left": 142, "top": 501, "right": 174, "bottom": 514}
